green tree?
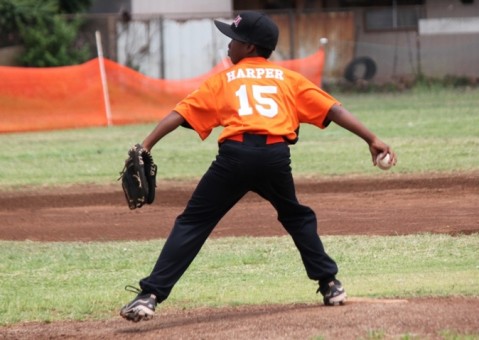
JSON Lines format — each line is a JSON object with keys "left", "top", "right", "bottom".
{"left": 0, "top": 0, "right": 92, "bottom": 66}
{"left": 19, "top": 15, "right": 90, "bottom": 67}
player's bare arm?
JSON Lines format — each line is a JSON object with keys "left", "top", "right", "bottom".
{"left": 142, "top": 111, "right": 185, "bottom": 151}
{"left": 326, "top": 104, "right": 397, "bottom": 166}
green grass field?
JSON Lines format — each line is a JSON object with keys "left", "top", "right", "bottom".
{"left": 0, "top": 87, "right": 478, "bottom": 326}
{"left": 0, "top": 87, "right": 477, "bottom": 188}
{"left": 1, "top": 234, "right": 478, "bottom": 325}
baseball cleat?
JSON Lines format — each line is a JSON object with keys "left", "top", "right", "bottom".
{"left": 120, "top": 286, "right": 157, "bottom": 322}
{"left": 319, "top": 279, "right": 347, "bottom": 306}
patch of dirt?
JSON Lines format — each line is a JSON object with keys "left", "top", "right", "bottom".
{"left": 1, "top": 173, "right": 478, "bottom": 339}
{"left": 1, "top": 173, "right": 478, "bottom": 241}
{"left": 2, "top": 298, "right": 479, "bottom": 340}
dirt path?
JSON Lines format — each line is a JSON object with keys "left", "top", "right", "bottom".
{"left": 1, "top": 173, "right": 478, "bottom": 241}
{"left": 1, "top": 173, "right": 478, "bottom": 339}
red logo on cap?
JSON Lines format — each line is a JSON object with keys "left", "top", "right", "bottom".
{"left": 233, "top": 15, "right": 242, "bottom": 27}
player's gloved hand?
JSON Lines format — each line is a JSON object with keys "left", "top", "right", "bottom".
{"left": 118, "top": 144, "right": 157, "bottom": 209}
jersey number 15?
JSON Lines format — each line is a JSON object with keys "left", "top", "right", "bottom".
{"left": 235, "top": 84, "right": 278, "bottom": 118}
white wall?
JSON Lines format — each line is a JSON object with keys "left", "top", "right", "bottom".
{"left": 419, "top": 17, "right": 479, "bottom": 35}
{"left": 132, "top": 0, "right": 232, "bottom": 15}
{"left": 117, "top": 17, "right": 232, "bottom": 79}
{"left": 162, "top": 18, "right": 231, "bottom": 79}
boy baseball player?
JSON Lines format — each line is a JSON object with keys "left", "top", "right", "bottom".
{"left": 120, "top": 11, "right": 397, "bottom": 322}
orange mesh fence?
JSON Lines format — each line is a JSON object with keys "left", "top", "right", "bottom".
{"left": 0, "top": 49, "right": 324, "bottom": 133}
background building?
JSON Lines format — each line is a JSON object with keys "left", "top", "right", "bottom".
{"left": 2, "top": 0, "right": 478, "bottom": 85}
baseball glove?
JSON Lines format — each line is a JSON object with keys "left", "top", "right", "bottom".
{"left": 118, "top": 144, "right": 157, "bottom": 210}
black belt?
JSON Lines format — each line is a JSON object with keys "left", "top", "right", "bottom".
{"left": 224, "top": 133, "right": 285, "bottom": 146}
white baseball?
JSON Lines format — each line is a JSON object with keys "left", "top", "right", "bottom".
{"left": 376, "top": 153, "right": 392, "bottom": 170}
{"left": 319, "top": 37, "right": 328, "bottom": 45}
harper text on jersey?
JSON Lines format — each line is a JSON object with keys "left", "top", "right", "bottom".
{"left": 226, "top": 68, "right": 284, "bottom": 82}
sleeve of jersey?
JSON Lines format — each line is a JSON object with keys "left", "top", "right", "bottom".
{"left": 295, "top": 81, "right": 341, "bottom": 129}
{"left": 173, "top": 81, "right": 220, "bottom": 140}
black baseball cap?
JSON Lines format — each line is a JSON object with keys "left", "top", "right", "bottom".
{"left": 214, "top": 12, "right": 279, "bottom": 51}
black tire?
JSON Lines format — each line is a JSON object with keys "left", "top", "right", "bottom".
{"left": 344, "top": 57, "right": 377, "bottom": 82}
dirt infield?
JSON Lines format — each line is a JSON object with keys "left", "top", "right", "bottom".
{"left": 1, "top": 173, "right": 478, "bottom": 339}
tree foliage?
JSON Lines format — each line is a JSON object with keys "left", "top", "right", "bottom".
{"left": 0, "top": 0, "right": 92, "bottom": 66}
{"left": 58, "top": 0, "right": 92, "bottom": 14}
{"left": 19, "top": 16, "right": 90, "bottom": 67}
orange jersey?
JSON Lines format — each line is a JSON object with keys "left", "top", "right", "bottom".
{"left": 173, "top": 57, "right": 340, "bottom": 142}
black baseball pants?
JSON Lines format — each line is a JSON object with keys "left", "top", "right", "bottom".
{"left": 139, "top": 134, "right": 339, "bottom": 302}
